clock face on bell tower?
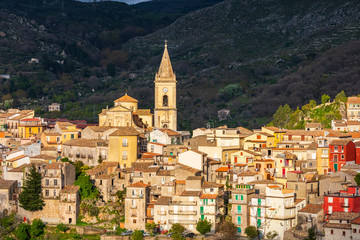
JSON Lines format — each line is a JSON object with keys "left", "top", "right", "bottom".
{"left": 154, "top": 41, "right": 177, "bottom": 131}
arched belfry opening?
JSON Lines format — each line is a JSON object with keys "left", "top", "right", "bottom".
{"left": 163, "top": 95, "right": 168, "bottom": 107}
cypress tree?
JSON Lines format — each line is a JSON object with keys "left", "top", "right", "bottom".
{"left": 19, "top": 165, "right": 45, "bottom": 211}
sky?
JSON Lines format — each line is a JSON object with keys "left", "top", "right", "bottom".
{"left": 77, "top": 0, "right": 150, "bottom": 4}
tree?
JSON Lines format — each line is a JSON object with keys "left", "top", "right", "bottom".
{"left": 145, "top": 222, "right": 157, "bottom": 236}
{"left": 335, "top": 90, "right": 347, "bottom": 102}
{"left": 321, "top": 94, "right": 330, "bottom": 104}
{"left": 266, "top": 230, "right": 278, "bottom": 240}
{"left": 19, "top": 165, "right": 45, "bottom": 211}
{"left": 271, "top": 104, "right": 293, "bottom": 128}
{"left": 30, "top": 219, "right": 45, "bottom": 238}
{"left": 196, "top": 218, "right": 212, "bottom": 235}
{"left": 245, "top": 226, "right": 259, "bottom": 239}
{"left": 132, "top": 230, "right": 144, "bottom": 240}
{"left": 15, "top": 223, "right": 31, "bottom": 240}
{"left": 355, "top": 173, "right": 360, "bottom": 186}
{"left": 218, "top": 220, "right": 237, "bottom": 240}
{"left": 305, "top": 227, "right": 316, "bottom": 240}
{"left": 56, "top": 223, "right": 69, "bottom": 233}
{"left": 74, "top": 173, "right": 99, "bottom": 200}
{"left": 0, "top": 212, "right": 18, "bottom": 237}
{"left": 171, "top": 223, "right": 185, "bottom": 240}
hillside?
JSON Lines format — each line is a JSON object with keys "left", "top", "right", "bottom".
{"left": 122, "top": 0, "right": 360, "bottom": 129}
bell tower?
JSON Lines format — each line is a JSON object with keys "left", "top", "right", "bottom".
{"left": 154, "top": 41, "right": 177, "bottom": 130}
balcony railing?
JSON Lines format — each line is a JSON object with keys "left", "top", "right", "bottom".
{"left": 169, "top": 210, "right": 197, "bottom": 215}
{"left": 169, "top": 219, "right": 197, "bottom": 225}
{"left": 169, "top": 201, "right": 197, "bottom": 206}
{"left": 341, "top": 203, "right": 349, "bottom": 208}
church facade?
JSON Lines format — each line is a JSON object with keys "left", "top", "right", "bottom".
{"left": 98, "top": 42, "right": 177, "bottom": 131}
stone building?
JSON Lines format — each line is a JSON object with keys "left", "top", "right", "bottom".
{"left": 49, "top": 103, "right": 61, "bottom": 112}
{"left": 125, "top": 181, "right": 150, "bottom": 231}
{"left": 62, "top": 139, "right": 109, "bottom": 166}
{"left": 59, "top": 185, "right": 80, "bottom": 224}
{"left": 0, "top": 179, "right": 18, "bottom": 216}
{"left": 81, "top": 126, "right": 119, "bottom": 140}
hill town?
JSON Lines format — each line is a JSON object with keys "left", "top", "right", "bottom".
{"left": 1, "top": 43, "right": 360, "bottom": 240}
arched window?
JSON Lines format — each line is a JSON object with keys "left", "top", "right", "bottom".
{"left": 163, "top": 95, "right": 168, "bottom": 107}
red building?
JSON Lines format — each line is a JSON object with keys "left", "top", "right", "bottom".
{"left": 323, "top": 186, "right": 360, "bottom": 220}
{"left": 355, "top": 141, "right": 360, "bottom": 164}
{"left": 329, "top": 139, "right": 355, "bottom": 172}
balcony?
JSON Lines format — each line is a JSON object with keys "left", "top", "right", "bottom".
{"left": 122, "top": 156, "right": 128, "bottom": 160}
{"left": 169, "top": 201, "right": 197, "bottom": 206}
{"left": 157, "top": 211, "right": 167, "bottom": 215}
{"left": 122, "top": 143, "right": 128, "bottom": 147}
{"left": 284, "top": 205, "right": 295, "bottom": 209}
{"left": 169, "top": 219, "right": 197, "bottom": 225}
{"left": 321, "top": 154, "right": 329, "bottom": 158}
{"left": 341, "top": 203, "right": 349, "bottom": 208}
{"left": 169, "top": 210, "right": 197, "bottom": 215}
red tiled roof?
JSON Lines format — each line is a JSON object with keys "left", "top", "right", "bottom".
{"left": 215, "top": 166, "right": 231, "bottom": 172}
{"left": 7, "top": 154, "right": 28, "bottom": 162}
{"left": 348, "top": 96, "right": 360, "bottom": 104}
{"left": 127, "top": 181, "right": 149, "bottom": 188}
{"left": 158, "top": 128, "right": 181, "bottom": 136}
{"left": 114, "top": 94, "right": 138, "bottom": 103}
{"left": 200, "top": 194, "right": 218, "bottom": 199}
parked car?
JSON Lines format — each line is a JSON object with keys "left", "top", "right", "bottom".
{"left": 183, "top": 232, "right": 196, "bottom": 238}
{"left": 121, "top": 230, "right": 133, "bottom": 236}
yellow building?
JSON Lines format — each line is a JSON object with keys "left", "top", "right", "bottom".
{"left": 41, "top": 129, "right": 62, "bottom": 152}
{"left": 316, "top": 138, "right": 329, "bottom": 175}
{"left": 54, "top": 122, "right": 79, "bottom": 142}
{"left": 18, "top": 118, "right": 45, "bottom": 138}
{"left": 98, "top": 94, "right": 153, "bottom": 132}
{"left": 261, "top": 127, "right": 285, "bottom": 147}
{"left": 230, "top": 150, "right": 262, "bottom": 165}
{"left": 108, "top": 127, "right": 140, "bottom": 168}
{"left": 154, "top": 41, "right": 177, "bottom": 130}
{"left": 244, "top": 132, "right": 274, "bottom": 151}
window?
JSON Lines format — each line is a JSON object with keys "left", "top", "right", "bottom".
{"left": 122, "top": 138, "right": 128, "bottom": 147}
{"left": 64, "top": 135, "right": 66, "bottom": 139}
{"left": 257, "top": 208, "right": 261, "bottom": 217}
{"left": 257, "top": 135, "right": 261, "bottom": 140}
{"left": 235, "top": 195, "right": 238, "bottom": 200}
{"left": 334, "top": 146, "right": 338, "bottom": 152}
{"left": 45, "top": 179, "right": 49, "bottom": 185}
{"left": 68, "top": 205, "right": 71, "bottom": 211}
{"left": 257, "top": 219, "right": 261, "bottom": 228}
{"left": 333, "top": 155, "right": 338, "bottom": 162}
{"left": 132, "top": 190, "right": 135, "bottom": 196}
{"left": 57, "top": 137, "right": 60, "bottom": 142}
{"left": 237, "top": 205, "right": 241, "bottom": 214}
{"left": 133, "top": 219, "right": 136, "bottom": 223}
{"left": 201, "top": 215, "right": 204, "bottom": 220}
{"left": 151, "top": 145, "right": 154, "bottom": 152}
{"left": 122, "top": 151, "right": 127, "bottom": 160}
{"left": 71, "top": 134, "right": 74, "bottom": 139}
{"left": 163, "top": 95, "right": 168, "bottom": 107}
{"left": 329, "top": 206, "right": 333, "bottom": 214}
{"left": 331, "top": 230, "right": 333, "bottom": 235}
{"left": 210, "top": 188, "right": 214, "bottom": 192}
{"left": 241, "top": 195, "right": 243, "bottom": 201}
{"left": 100, "top": 180, "right": 102, "bottom": 185}
{"left": 237, "top": 216, "right": 241, "bottom": 225}
{"left": 237, "top": 227, "right": 241, "bottom": 233}
{"left": 354, "top": 229, "right": 356, "bottom": 233}
{"left": 45, "top": 190, "right": 49, "bottom": 196}
{"left": 295, "top": 184, "right": 298, "bottom": 190}
{"left": 343, "top": 231, "right": 346, "bottom": 236}
{"left": 341, "top": 154, "right": 345, "bottom": 159}
{"left": 54, "top": 179, "right": 58, "bottom": 186}
{"left": 328, "top": 197, "right": 333, "bottom": 203}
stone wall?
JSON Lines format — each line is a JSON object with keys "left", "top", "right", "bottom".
{"left": 18, "top": 199, "right": 61, "bottom": 224}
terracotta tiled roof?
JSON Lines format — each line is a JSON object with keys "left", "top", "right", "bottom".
{"left": 351, "top": 216, "right": 360, "bottom": 225}
{"left": 109, "top": 127, "right": 140, "bottom": 136}
{"left": 350, "top": 133, "right": 360, "bottom": 139}
{"left": 157, "top": 128, "right": 181, "bottom": 136}
{"left": 157, "top": 170, "right": 173, "bottom": 176}
{"left": 202, "top": 181, "right": 223, "bottom": 188}
{"left": 305, "top": 123, "right": 322, "bottom": 128}
{"left": 127, "top": 181, "right": 149, "bottom": 188}
{"left": 180, "top": 190, "right": 201, "bottom": 197}
{"left": 86, "top": 162, "right": 119, "bottom": 175}
{"left": 114, "top": 94, "right": 138, "bottom": 103}
{"left": 60, "top": 185, "right": 79, "bottom": 194}
{"left": 41, "top": 146, "right": 57, "bottom": 151}
{"left": 200, "top": 194, "right": 218, "bottom": 199}
{"left": 86, "top": 126, "right": 117, "bottom": 132}
{"left": 186, "top": 176, "right": 203, "bottom": 180}
{"left": 237, "top": 172, "right": 258, "bottom": 176}
{"left": 177, "top": 163, "right": 201, "bottom": 173}
{"left": 285, "top": 130, "right": 324, "bottom": 137}
{"left": 347, "top": 96, "right": 360, "bottom": 104}
{"left": 43, "top": 129, "right": 61, "bottom": 136}
{"left": 97, "top": 174, "right": 114, "bottom": 179}
{"left": 324, "top": 223, "right": 351, "bottom": 229}
{"left": 215, "top": 166, "right": 231, "bottom": 172}
{"left": 148, "top": 142, "right": 166, "bottom": 146}
{"left": 30, "top": 154, "right": 56, "bottom": 161}
{"left": 63, "top": 139, "right": 107, "bottom": 147}
{"left": 44, "top": 162, "right": 69, "bottom": 169}
{"left": 7, "top": 154, "right": 28, "bottom": 162}
{"left": 154, "top": 196, "right": 172, "bottom": 205}
{"left": 295, "top": 198, "right": 305, "bottom": 204}
{"left": 330, "top": 139, "right": 352, "bottom": 146}
{"left": 347, "top": 121, "right": 360, "bottom": 125}
{"left": 0, "top": 179, "right": 16, "bottom": 189}
{"left": 235, "top": 163, "right": 248, "bottom": 167}
{"left": 176, "top": 180, "right": 186, "bottom": 184}
{"left": 328, "top": 212, "right": 359, "bottom": 221}
{"left": 8, "top": 164, "right": 28, "bottom": 172}
{"left": 298, "top": 204, "right": 323, "bottom": 214}
{"left": 136, "top": 109, "right": 152, "bottom": 115}
{"left": 240, "top": 150, "right": 262, "bottom": 156}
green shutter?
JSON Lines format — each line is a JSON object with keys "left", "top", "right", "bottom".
{"left": 200, "top": 206, "right": 204, "bottom": 214}
{"left": 237, "top": 205, "right": 241, "bottom": 214}
{"left": 235, "top": 195, "right": 238, "bottom": 200}
{"left": 241, "top": 195, "right": 243, "bottom": 200}
{"left": 258, "top": 198, "right": 261, "bottom": 205}
{"left": 237, "top": 216, "right": 241, "bottom": 225}
{"left": 257, "top": 219, "right": 261, "bottom": 228}
{"left": 201, "top": 215, "right": 204, "bottom": 220}
{"left": 257, "top": 208, "right": 261, "bottom": 217}
{"left": 237, "top": 227, "right": 241, "bottom": 233}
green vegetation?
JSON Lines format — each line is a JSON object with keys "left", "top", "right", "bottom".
{"left": 305, "top": 227, "right": 317, "bottom": 240}
{"left": 74, "top": 174, "right": 99, "bottom": 200}
{"left": 171, "top": 223, "right": 185, "bottom": 240}
{"left": 30, "top": 219, "right": 45, "bottom": 238}
{"left": 196, "top": 218, "right": 212, "bottom": 235}
{"left": 115, "top": 227, "right": 127, "bottom": 235}
{"left": 245, "top": 226, "right": 259, "bottom": 239}
{"left": 19, "top": 165, "right": 45, "bottom": 211}
{"left": 15, "top": 223, "right": 31, "bottom": 240}
{"left": 145, "top": 222, "right": 157, "bottom": 236}
{"left": 56, "top": 223, "right": 69, "bottom": 233}
{"left": 0, "top": 213, "right": 18, "bottom": 237}
{"left": 132, "top": 230, "right": 144, "bottom": 240}
{"left": 355, "top": 173, "right": 360, "bottom": 186}
{"left": 218, "top": 220, "right": 237, "bottom": 240}
{"left": 269, "top": 91, "right": 346, "bottom": 129}
{"left": 266, "top": 231, "right": 279, "bottom": 240}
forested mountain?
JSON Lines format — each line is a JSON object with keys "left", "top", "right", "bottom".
{"left": 1, "top": 0, "right": 360, "bottom": 130}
